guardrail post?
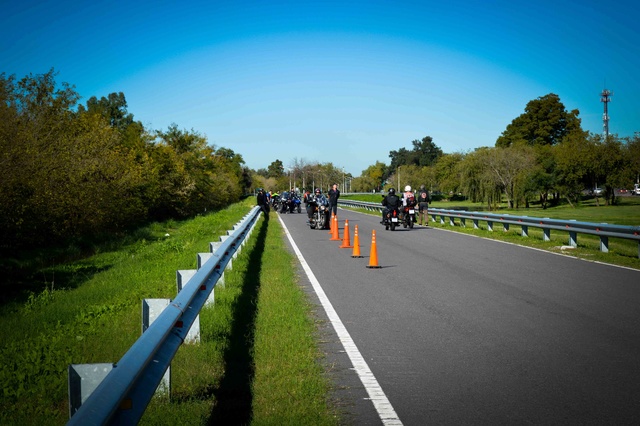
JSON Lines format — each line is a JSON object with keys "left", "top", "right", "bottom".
{"left": 460, "top": 217, "right": 466, "bottom": 227}
{"left": 142, "top": 299, "right": 172, "bottom": 397}
{"left": 449, "top": 216, "right": 455, "bottom": 226}
{"left": 209, "top": 242, "right": 225, "bottom": 288}
{"left": 68, "top": 363, "right": 114, "bottom": 418}
{"left": 177, "top": 270, "right": 202, "bottom": 343}
{"left": 569, "top": 231, "right": 578, "bottom": 247}
{"left": 521, "top": 225, "right": 528, "bottom": 237}
{"left": 599, "top": 236, "right": 609, "bottom": 253}
{"left": 543, "top": 228, "right": 550, "bottom": 241}
{"left": 503, "top": 222, "right": 510, "bottom": 232}
{"left": 473, "top": 219, "right": 479, "bottom": 229}
{"left": 439, "top": 215, "right": 445, "bottom": 225}
{"left": 487, "top": 220, "right": 493, "bottom": 232}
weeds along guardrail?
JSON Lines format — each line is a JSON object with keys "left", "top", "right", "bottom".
{"left": 338, "top": 200, "right": 640, "bottom": 259}
{"left": 66, "top": 206, "right": 263, "bottom": 426}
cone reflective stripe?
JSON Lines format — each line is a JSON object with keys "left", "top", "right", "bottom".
{"left": 366, "top": 229, "right": 381, "bottom": 268}
{"left": 330, "top": 215, "right": 341, "bottom": 240}
{"left": 339, "top": 219, "right": 353, "bottom": 248}
{"left": 351, "top": 225, "right": 363, "bottom": 258}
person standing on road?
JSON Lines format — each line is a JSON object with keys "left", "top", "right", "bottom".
{"left": 416, "top": 185, "right": 429, "bottom": 226}
{"left": 328, "top": 183, "right": 340, "bottom": 216}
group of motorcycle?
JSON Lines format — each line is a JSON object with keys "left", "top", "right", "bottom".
{"left": 381, "top": 187, "right": 417, "bottom": 231}
{"left": 272, "top": 191, "right": 302, "bottom": 214}
{"left": 273, "top": 187, "right": 417, "bottom": 232}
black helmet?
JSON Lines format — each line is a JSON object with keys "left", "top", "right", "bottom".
{"left": 315, "top": 188, "right": 321, "bottom": 194}
{"left": 388, "top": 188, "right": 396, "bottom": 195}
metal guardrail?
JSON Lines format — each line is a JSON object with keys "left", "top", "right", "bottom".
{"left": 67, "top": 206, "right": 263, "bottom": 425}
{"left": 338, "top": 200, "right": 640, "bottom": 258}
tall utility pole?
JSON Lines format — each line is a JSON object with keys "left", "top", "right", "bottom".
{"left": 600, "top": 88, "right": 612, "bottom": 139}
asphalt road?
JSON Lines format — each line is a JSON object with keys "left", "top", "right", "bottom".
{"left": 277, "top": 207, "right": 640, "bottom": 425}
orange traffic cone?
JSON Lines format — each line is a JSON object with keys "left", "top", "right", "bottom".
{"left": 330, "top": 215, "right": 341, "bottom": 241}
{"left": 328, "top": 213, "right": 335, "bottom": 234}
{"left": 366, "top": 229, "right": 381, "bottom": 268}
{"left": 351, "top": 225, "right": 363, "bottom": 258}
{"left": 340, "top": 219, "right": 353, "bottom": 248}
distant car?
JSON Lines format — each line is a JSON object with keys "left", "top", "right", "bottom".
{"left": 632, "top": 184, "right": 640, "bottom": 196}
{"left": 593, "top": 188, "right": 604, "bottom": 196}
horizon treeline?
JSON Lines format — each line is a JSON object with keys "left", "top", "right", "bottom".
{"left": 350, "top": 94, "right": 640, "bottom": 210}
{"left": 0, "top": 69, "right": 251, "bottom": 251}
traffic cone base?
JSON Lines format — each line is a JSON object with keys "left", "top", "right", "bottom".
{"left": 351, "top": 224, "right": 363, "bottom": 257}
{"left": 366, "top": 229, "right": 381, "bottom": 268}
{"left": 339, "top": 219, "right": 353, "bottom": 248}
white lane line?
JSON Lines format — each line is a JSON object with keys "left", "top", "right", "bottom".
{"left": 279, "top": 216, "right": 403, "bottom": 425}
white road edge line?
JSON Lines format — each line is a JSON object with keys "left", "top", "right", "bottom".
{"left": 278, "top": 215, "right": 403, "bottom": 426}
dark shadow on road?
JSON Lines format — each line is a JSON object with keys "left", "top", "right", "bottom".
{"left": 207, "top": 214, "right": 268, "bottom": 425}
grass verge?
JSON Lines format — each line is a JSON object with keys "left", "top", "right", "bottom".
{"left": 0, "top": 200, "right": 337, "bottom": 425}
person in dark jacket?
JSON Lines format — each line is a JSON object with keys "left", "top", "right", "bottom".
{"left": 416, "top": 185, "right": 429, "bottom": 225}
{"left": 328, "top": 183, "right": 340, "bottom": 216}
{"left": 381, "top": 187, "right": 401, "bottom": 223}
{"left": 256, "top": 188, "right": 270, "bottom": 216}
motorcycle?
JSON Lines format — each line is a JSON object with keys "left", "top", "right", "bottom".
{"left": 400, "top": 202, "right": 416, "bottom": 229}
{"left": 271, "top": 195, "right": 281, "bottom": 212}
{"left": 382, "top": 206, "right": 400, "bottom": 231}
{"left": 308, "top": 195, "right": 330, "bottom": 229}
{"left": 291, "top": 194, "right": 302, "bottom": 213}
{"left": 280, "top": 191, "right": 292, "bottom": 214}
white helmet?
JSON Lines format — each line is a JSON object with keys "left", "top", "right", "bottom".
{"left": 404, "top": 185, "right": 412, "bottom": 192}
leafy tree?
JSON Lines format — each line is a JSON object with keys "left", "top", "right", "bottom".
{"left": 389, "top": 136, "right": 443, "bottom": 170}
{"left": 354, "top": 161, "right": 387, "bottom": 192}
{"left": 433, "top": 152, "right": 464, "bottom": 195}
{"left": 78, "top": 92, "right": 134, "bottom": 131}
{"left": 388, "top": 147, "right": 413, "bottom": 172}
{"left": 267, "top": 159, "right": 285, "bottom": 179}
{"left": 412, "top": 136, "right": 444, "bottom": 167}
{"left": 484, "top": 145, "right": 536, "bottom": 208}
{"left": 496, "top": 93, "right": 582, "bottom": 147}
{"left": 456, "top": 148, "right": 502, "bottom": 208}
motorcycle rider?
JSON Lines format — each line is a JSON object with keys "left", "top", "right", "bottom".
{"left": 381, "top": 187, "right": 401, "bottom": 223}
{"left": 402, "top": 185, "right": 416, "bottom": 208}
{"left": 307, "top": 188, "right": 322, "bottom": 222}
{"left": 400, "top": 185, "right": 417, "bottom": 226}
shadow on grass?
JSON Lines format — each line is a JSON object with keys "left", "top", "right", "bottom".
{"left": 207, "top": 213, "right": 268, "bottom": 425}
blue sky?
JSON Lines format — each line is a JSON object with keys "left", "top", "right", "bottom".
{"left": 2, "top": 0, "right": 638, "bottom": 175}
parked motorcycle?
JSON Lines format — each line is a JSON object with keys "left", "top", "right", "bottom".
{"left": 308, "top": 195, "right": 330, "bottom": 229}
{"left": 280, "top": 191, "right": 292, "bottom": 213}
{"left": 291, "top": 194, "right": 302, "bottom": 213}
{"left": 271, "top": 194, "right": 281, "bottom": 212}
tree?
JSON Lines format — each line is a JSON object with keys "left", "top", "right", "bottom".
{"left": 483, "top": 146, "right": 537, "bottom": 208}
{"left": 389, "top": 136, "right": 443, "bottom": 170}
{"left": 79, "top": 92, "right": 134, "bottom": 131}
{"left": 412, "top": 136, "right": 444, "bottom": 167}
{"left": 456, "top": 148, "right": 502, "bottom": 208}
{"left": 353, "top": 161, "right": 387, "bottom": 192}
{"left": 433, "top": 152, "right": 464, "bottom": 195}
{"left": 496, "top": 93, "right": 582, "bottom": 147}
{"left": 267, "top": 159, "right": 285, "bottom": 179}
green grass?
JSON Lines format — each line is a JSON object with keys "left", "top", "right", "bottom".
{"left": 0, "top": 200, "right": 337, "bottom": 425}
{"left": 343, "top": 194, "right": 640, "bottom": 270}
